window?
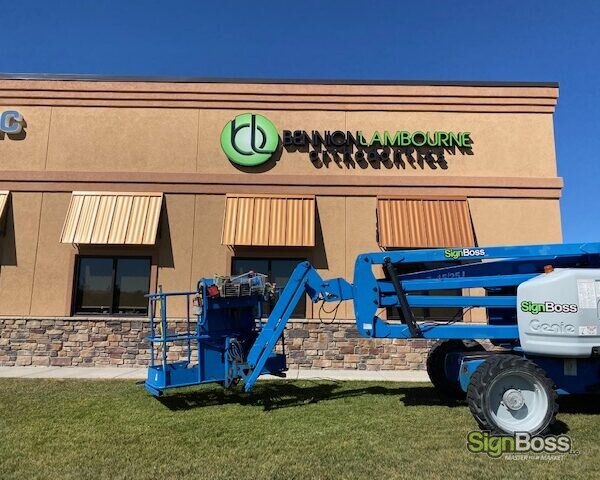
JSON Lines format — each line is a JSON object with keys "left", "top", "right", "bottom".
{"left": 74, "top": 256, "right": 151, "bottom": 315}
{"left": 232, "top": 258, "right": 306, "bottom": 318}
{"left": 386, "top": 260, "right": 463, "bottom": 322}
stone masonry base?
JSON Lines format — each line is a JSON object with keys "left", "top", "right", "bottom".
{"left": 0, "top": 318, "right": 433, "bottom": 370}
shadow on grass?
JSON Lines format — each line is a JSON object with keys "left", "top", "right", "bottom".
{"left": 156, "top": 381, "right": 465, "bottom": 412}
{"left": 558, "top": 395, "right": 600, "bottom": 415}
{"left": 153, "top": 381, "right": 600, "bottom": 436}
{"left": 541, "top": 396, "right": 600, "bottom": 434}
{"left": 550, "top": 420, "right": 570, "bottom": 434}
{"left": 158, "top": 380, "right": 600, "bottom": 434}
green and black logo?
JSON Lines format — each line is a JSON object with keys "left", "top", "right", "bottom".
{"left": 466, "top": 431, "right": 575, "bottom": 459}
{"left": 444, "top": 248, "right": 486, "bottom": 260}
{"left": 220, "top": 113, "right": 279, "bottom": 167}
{"left": 520, "top": 300, "right": 578, "bottom": 315}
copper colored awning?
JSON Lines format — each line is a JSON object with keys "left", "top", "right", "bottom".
{"left": 377, "top": 197, "right": 475, "bottom": 248}
{"left": 60, "top": 191, "right": 163, "bottom": 245}
{"left": 222, "top": 194, "right": 315, "bottom": 246}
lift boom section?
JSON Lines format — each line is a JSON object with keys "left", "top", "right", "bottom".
{"left": 243, "top": 262, "right": 353, "bottom": 391}
{"left": 352, "top": 243, "right": 600, "bottom": 340}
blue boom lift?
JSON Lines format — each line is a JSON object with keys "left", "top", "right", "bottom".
{"left": 145, "top": 242, "right": 600, "bottom": 435}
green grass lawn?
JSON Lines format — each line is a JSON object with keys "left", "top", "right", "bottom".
{"left": 1, "top": 378, "right": 599, "bottom": 480}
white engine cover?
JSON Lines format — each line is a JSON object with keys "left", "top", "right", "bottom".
{"left": 517, "top": 268, "right": 600, "bottom": 357}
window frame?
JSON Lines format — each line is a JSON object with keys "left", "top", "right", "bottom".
{"left": 72, "top": 255, "right": 152, "bottom": 317}
{"left": 231, "top": 257, "right": 307, "bottom": 319}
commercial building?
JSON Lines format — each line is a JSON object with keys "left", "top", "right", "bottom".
{"left": 0, "top": 76, "right": 562, "bottom": 369}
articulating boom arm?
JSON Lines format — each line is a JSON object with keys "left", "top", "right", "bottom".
{"left": 244, "top": 243, "right": 600, "bottom": 391}
{"left": 243, "top": 262, "right": 353, "bottom": 391}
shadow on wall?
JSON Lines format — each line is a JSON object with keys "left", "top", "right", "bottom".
{"left": 223, "top": 138, "right": 475, "bottom": 174}
{"left": 157, "top": 196, "right": 174, "bottom": 269}
{"left": 310, "top": 205, "right": 328, "bottom": 270}
{"left": 0, "top": 200, "right": 17, "bottom": 266}
{"left": 229, "top": 142, "right": 284, "bottom": 173}
{"left": 284, "top": 139, "right": 475, "bottom": 171}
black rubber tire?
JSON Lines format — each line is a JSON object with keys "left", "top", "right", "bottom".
{"left": 466, "top": 354, "right": 558, "bottom": 435}
{"left": 426, "top": 339, "right": 485, "bottom": 399}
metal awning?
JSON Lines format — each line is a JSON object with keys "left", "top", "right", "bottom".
{"left": 377, "top": 197, "right": 475, "bottom": 248}
{"left": 222, "top": 194, "right": 315, "bottom": 246}
{"left": 0, "top": 191, "right": 9, "bottom": 235}
{"left": 0, "top": 191, "right": 8, "bottom": 223}
{"left": 60, "top": 191, "right": 163, "bottom": 245}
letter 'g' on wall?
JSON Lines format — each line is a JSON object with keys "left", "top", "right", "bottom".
{"left": 0, "top": 111, "right": 24, "bottom": 135}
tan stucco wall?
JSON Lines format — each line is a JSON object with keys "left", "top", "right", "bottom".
{"left": 46, "top": 108, "right": 200, "bottom": 173}
{"left": 0, "top": 192, "right": 43, "bottom": 315}
{"left": 0, "top": 79, "right": 563, "bottom": 319}
{"left": 30, "top": 193, "right": 75, "bottom": 316}
{"left": 190, "top": 194, "right": 230, "bottom": 286}
{"left": 0, "top": 107, "right": 51, "bottom": 171}
{"left": 156, "top": 194, "right": 195, "bottom": 291}
{"left": 311, "top": 196, "right": 347, "bottom": 318}
{"left": 1, "top": 106, "right": 557, "bottom": 179}
{"left": 468, "top": 198, "right": 562, "bottom": 245}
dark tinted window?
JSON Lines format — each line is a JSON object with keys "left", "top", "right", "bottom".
{"left": 76, "top": 258, "right": 113, "bottom": 314}
{"left": 233, "top": 259, "right": 269, "bottom": 278}
{"left": 75, "top": 257, "right": 150, "bottom": 315}
{"left": 115, "top": 258, "right": 151, "bottom": 314}
{"left": 232, "top": 258, "right": 306, "bottom": 318}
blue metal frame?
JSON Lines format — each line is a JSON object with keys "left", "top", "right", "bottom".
{"left": 243, "top": 262, "right": 353, "bottom": 391}
{"left": 352, "top": 243, "right": 600, "bottom": 339}
{"left": 146, "top": 242, "right": 600, "bottom": 398}
{"left": 144, "top": 278, "right": 287, "bottom": 396}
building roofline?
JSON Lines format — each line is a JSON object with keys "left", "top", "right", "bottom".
{"left": 0, "top": 72, "right": 559, "bottom": 88}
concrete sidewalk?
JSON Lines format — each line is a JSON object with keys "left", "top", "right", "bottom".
{"left": 0, "top": 366, "right": 429, "bottom": 382}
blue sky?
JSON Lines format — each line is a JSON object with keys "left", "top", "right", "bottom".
{"left": 1, "top": 0, "right": 599, "bottom": 242}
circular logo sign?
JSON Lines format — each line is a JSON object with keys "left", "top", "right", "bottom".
{"left": 220, "top": 113, "right": 279, "bottom": 166}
